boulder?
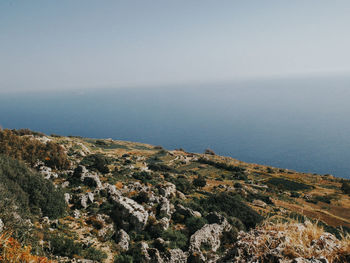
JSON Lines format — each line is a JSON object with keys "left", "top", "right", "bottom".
{"left": 110, "top": 194, "right": 149, "bottom": 231}
{"left": 140, "top": 242, "right": 164, "bottom": 263}
{"left": 92, "top": 214, "right": 115, "bottom": 241}
{"left": 252, "top": 199, "right": 267, "bottom": 208}
{"left": 158, "top": 182, "right": 177, "bottom": 198}
{"left": 73, "top": 209, "right": 80, "bottom": 219}
{"left": 158, "top": 217, "right": 170, "bottom": 230}
{"left": 176, "top": 190, "right": 186, "bottom": 200}
{"left": 159, "top": 197, "right": 172, "bottom": 218}
{"left": 176, "top": 204, "right": 201, "bottom": 218}
{"left": 114, "top": 229, "right": 130, "bottom": 251}
{"left": 64, "top": 193, "right": 71, "bottom": 204}
{"left": 80, "top": 192, "right": 94, "bottom": 209}
{"left": 163, "top": 249, "right": 188, "bottom": 263}
{"left": 189, "top": 217, "right": 231, "bottom": 262}
{"left": 39, "top": 166, "right": 58, "bottom": 180}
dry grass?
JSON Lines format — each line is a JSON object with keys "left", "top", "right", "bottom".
{"left": 233, "top": 220, "right": 350, "bottom": 262}
{"left": 0, "top": 232, "right": 51, "bottom": 263}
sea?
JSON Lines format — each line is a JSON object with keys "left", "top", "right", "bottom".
{"left": 1, "top": 75, "right": 350, "bottom": 178}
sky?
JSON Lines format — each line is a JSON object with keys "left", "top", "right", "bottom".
{"left": 1, "top": 0, "right": 350, "bottom": 92}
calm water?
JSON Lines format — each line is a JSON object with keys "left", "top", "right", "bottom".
{"left": 1, "top": 76, "right": 350, "bottom": 178}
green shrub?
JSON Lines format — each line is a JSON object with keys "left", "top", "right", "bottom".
{"left": 0, "top": 155, "right": 66, "bottom": 219}
{"left": 267, "top": 178, "right": 313, "bottom": 191}
{"left": 185, "top": 216, "right": 208, "bottom": 235}
{"left": 191, "top": 192, "right": 263, "bottom": 229}
{"left": 161, "top": 228, "right": 188, "bottom": 250}
{"left": 291, "top": 191, "right": 301, "bottom": 198}
{"left": 148, "top": 163, "right": 174, "bottom": 172}
{"left": 81, "top": 154, "right": 111, "bottom": 174}
{"left": 114, "top": 254, "right": 134, "bottom": 263}
{"left": 197, "top": 158, "right": 246, "bottom": 173}
{"left": 341, "top": 181, "right": 350, "bottom": 194}
{"left": 193, "top": 175, "right": 206, "bottom": 188}
{"left": 170, "top": 176, "right": 193, "bottom": 194}
{"left": 48, "top": 234, "right": 107, "bottom": 261}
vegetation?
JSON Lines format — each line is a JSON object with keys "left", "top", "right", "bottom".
{"left": 1, "top": 130, "right": 349, "bottom": 262}
{"left": 188, "top": 192, "right": 263, "bottom": 229}
{"left": 0, "top": 129, "right": 70, "bottom": 169}
{"left": 193, "top": 175, "right": 207, "bottom": 188}
{"left": 0, "top": 154, "right": 66, "bottom": 220}
{"left": 197, "top": 157, "right": 246, "bottom": 172}
{"left": 47, "top": 234, "right": 107, "bottom": 261}
{"left": 170, "top": 176, "right": 193, "bottom": 194}
{"left": 267, "top": 177, "right": 313, "bottom": 191}
{"left": 185, "top": 216, "right": 208, "bottom": 235}
{"left": 81, "top": 153, "right": 111, "bottom": 174}
{"left": 341, "top": 181, "right": 350, "bottom": 194}
{"left": 232, "top": 220, "right": 350, "bottom": 263}
{"left": 0, "top": 232, "right": 51, "bottom": 263}
{"left": 161, "top": 228, "right": 188, "bottom": 250}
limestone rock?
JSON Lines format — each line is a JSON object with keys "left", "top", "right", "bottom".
{"left": 114, "top": 229, "right": 130, "bottom": 251}
{"left": 158, "top": 182, "right": 177, "bottom": 198}
{"left": 176, "top": 204, "right": 201, "bottom": 218}
{"left": 39, "top": 165, "right": 58, "bottom": 180}
{"left": 189, "top": 217, "right": 231, "bottom": 262}
{"left": 159, "top": 196, "right": 172, "bottom": 218}
{"left": 64, "top": 193, "right": 71, "bottom": 204}
{"left": 252, "top": 199, "right": 267, "bottom": 208}
{"left": 140, "top": 242, "right": 164, "bottom": 263}
{"left": 80, "top": 192, "right": 94, "bottom": 209}
{"left": 110, "top": 194, "right": 149, "bottom": 231}
{"left": 74, "top": 165, "right": 102, "bottom": 188}
{"left": 163, "top": 249, "right": 188, "bottom": 263}
{"left": 158, "top": 217, "right": 170, "bottom": 230}
{"left": 93, "top": 214, "right": 115, "bottom": 241}
{"left": 176, "top": 190, "right": 186, "bottom": 200}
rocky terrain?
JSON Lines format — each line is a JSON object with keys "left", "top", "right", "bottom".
{"left": 0, "top": 128, "right": 350, "bottom": 262}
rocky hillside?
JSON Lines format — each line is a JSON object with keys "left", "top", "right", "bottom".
{"left": 0, "top": 128, "right": 349, "bottom": 263}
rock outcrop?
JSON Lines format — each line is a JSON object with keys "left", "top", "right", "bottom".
{"left": 189, "top": 216, "right": 231, "bottom": 262}
{"left": 110, "top": 194, "right": 149, "bottom": 231}
{"left": 114, "top": 229, "right": 130, "bottom": 251}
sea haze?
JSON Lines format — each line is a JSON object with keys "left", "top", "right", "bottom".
{"left": 1, "top": 75, "right": 350, "bottom": 178}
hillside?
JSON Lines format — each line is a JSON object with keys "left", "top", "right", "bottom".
{"left": 0, "top": 128, "right": 349, "bottom": 263}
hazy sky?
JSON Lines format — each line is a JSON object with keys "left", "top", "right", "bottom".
{"left": 1, "top": 1, "right": 350, "bottom": 91}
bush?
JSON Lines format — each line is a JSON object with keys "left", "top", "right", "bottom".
{"left": 193, "top": 175, "right": 206, "bottom": 188}
{"left": 341, "top": 182, "right": 350, "bottom": 194}
{"left": 114, "top": 254, "right": 134, "bottom": 263}
{"left": 11, "top": 128, "right": 45, "bottom": 137}
{"left": 81, "top": 154, "right": 111, "bottom": 174}
{"left": 0, "top": 129, "right": 70, "bottom": 169}
{"left": 170, "top": 176, "right": 193, "bottom": 194}
{"left": 48, "top": 234, "right": 107, "bottom": 261}
{"left": 197, "top": 158, "right": 246, "bottom": 173}
{"left": 148, "top": 163, "right": 174, "bottom": 173}
{"left": 192, "top": 192, "right": 263, "bottom": 229}
{"left": 161, "top": 228, "right": 188, "bottom": 250}
{"left": 267, "top": 177, "right": 313, "bottom": 191}
{"left": 185, "top": 216, "right": 208, "bottom": 235}
{"left": 291, "top": 191, "right": 301, "bottom": 198}
{"left": 0, "top": 155, "right": 66, "bottom": 219}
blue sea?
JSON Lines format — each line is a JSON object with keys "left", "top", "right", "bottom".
{"left": 1, "top": 75, "right": 350, "bottom": 178}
